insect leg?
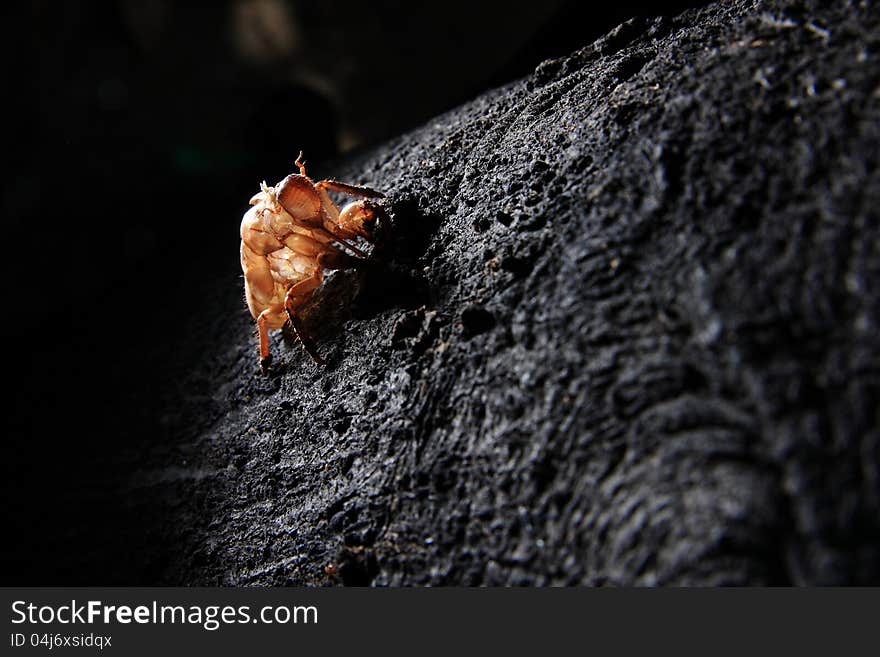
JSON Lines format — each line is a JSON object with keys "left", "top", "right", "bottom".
{"left": 316, "top": 179, "right": 385, "bottom": 199}
{"left": 281, "top": 319, "right": 297, "bottom": 344}
{"left": 324, "top": 230, "right": 369, "bottom": 258}
{"left": 284, "top": 273, "right": 325, "bottom": 364}
{"left": 285, "top": 269, "right": 324, "bottom": 298}
{"left": 287, "top": 314, "right": 323, "bottom": 365}
{"left": 256, "top": 308, "right": 275, "bottom": 373}
{"left": 315, "top": 183, "right": 341, "bottom": 222}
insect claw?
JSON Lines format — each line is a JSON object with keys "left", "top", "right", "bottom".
{"left": 286, "top": 310, "right": 324, "bottom": 364}
{"left": 281, "top": 319, "right": 297, "bottom": 345}
{"left": 259, "top": 354, "right": 272, "bottom": 375}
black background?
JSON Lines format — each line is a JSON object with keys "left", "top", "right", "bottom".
{"left": 1, "top": 0, "right": 707, "bottom": 583}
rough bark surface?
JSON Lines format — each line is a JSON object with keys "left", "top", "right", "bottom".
{"left": 132, "top": 0, "right": 878, "bottom": 585}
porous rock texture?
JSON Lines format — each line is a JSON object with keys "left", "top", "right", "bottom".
{"left": 140, "top": 0, "right": 879, "bottom": 585}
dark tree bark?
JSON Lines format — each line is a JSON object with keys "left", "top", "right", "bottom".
{"left": 37, "top": 0, "right": 878, "bottom": 585}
